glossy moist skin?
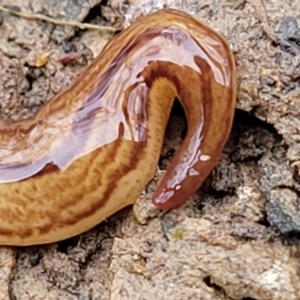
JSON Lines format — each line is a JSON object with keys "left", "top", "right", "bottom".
{"left": 0, "top": 8, "right": 237, "bottom": 246}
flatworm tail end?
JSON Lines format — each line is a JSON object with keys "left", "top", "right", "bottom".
{"left": 151, "top": 12, "right": 237, "bottom": 210}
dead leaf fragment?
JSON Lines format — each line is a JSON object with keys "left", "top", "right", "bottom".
{"left": 58, "top": 52, "right": 80, "bottom": 65}
{"left": 35, "top": 50, "right": 55, "bottom": 67}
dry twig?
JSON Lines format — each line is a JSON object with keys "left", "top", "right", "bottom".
{"left": 247, "top": 0, "right": 277, "bottom": 42}
{"left": 0, "top": 5, "right": 120, "bottom": 32}
{"left": 230, "top": 0, "right": 277, "bottom": 42}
